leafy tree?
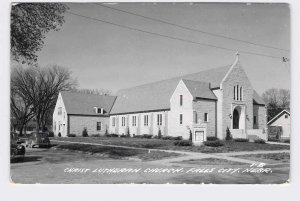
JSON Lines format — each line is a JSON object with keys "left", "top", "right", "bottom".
{"left": 262, "top": 88, "right": 290, "bottom": 121}
{"left": 11, "top": 3, "right": 68, "bottom": 65}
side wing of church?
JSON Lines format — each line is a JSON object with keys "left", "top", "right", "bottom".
{"left": 109, "top": 56, "right": 267, "bottom": 141}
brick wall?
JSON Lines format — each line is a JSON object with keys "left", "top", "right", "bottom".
{"left": 253, "top": 104, "right": 267, "bottom": 130}
{"left": 69, "top": 115, "right": 110, "bottom": 136}
{"left": 192, "top": 99, "right": 217, "bottom": 137}
{"left": 221, "top": 62, "right": 254, "bottom": 139}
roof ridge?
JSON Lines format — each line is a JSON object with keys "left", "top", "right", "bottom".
{"left": 117, "top": 64, "right": 231, "bottom": 93}
{"left": 61, "top": 90, "right": 116, "bottom": 98}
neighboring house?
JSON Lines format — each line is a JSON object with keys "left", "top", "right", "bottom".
{"left": 267, "top": 109, "right": 290, "bottom": 139}
{"left": 109, "top": 55, "right": 267, "bottom": 141}
{"left": 53, "top": 91, "right": 116, "bottom": 137}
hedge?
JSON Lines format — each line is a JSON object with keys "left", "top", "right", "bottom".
{"left": 174, "top": 140, "right": 192, "bottom": 146}
{"left": 203, "top": 140, "right": 224, "bottom": 147}
{"left": 254, "top": 139, "right": 266, "bottom": 144}
{"left": 234, "top": 138, "right": 249, "bottom": 142}
{"left": 206, "top": 136, "right": 219, "bottom": 141}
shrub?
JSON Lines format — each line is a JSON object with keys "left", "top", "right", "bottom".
{"left": 254, "top": 139, "right": 266, "bottom": 144}
{"left": 126, "top": 127, "right": 130, "bottom": 136}
{"left": 48, "top": 131, "right": 54, "bottom": 137}
{"left": 283, "top": 139, "right": 290, "bottom": 143}
{"left": 203, "top": 140, "right": 224, "bottom": 147}
{"left": 206, "top": 136, "right": 219, "bottom": 141}
{"left": 189, "top": 129, "right": 192, "bottom": 141}
{"left": 91, "top": 134, "right": 100, "bottom": 137}
{"left": 153, "top": 135, "right": 159, "bottom": 139}
{"left": 143, "top": 134, "right": 153, "bottom": 139}
{"left": 174, "top": 140, "right": 192, "bottom": 146}
{"left": 82, "top": 128, "right": 88, "bottom": 137}
{"left": 162, "top": 136, "right": 183, "bottom": 140}
{"left": 268, "top": 138, "right": 280, "bottom": 142}
{"left": 225, "top": 127, "right": 232, "bottom": 141}
{"left": 58, "top": 132, "right": 61, "bottom": 137}
{"left": 158, "top": 128, "right": 162, "bottom": 139}
{"left": 67, "top": 134, "right": 76, "bottom": 137}
{"left": 174, "top": 136, "right": 183, "bottom": 140}
{"left": 133, "top": 135, "right": 144, "bottom": 138}
{"left": 105, "top": 134, "right": 119, "bottom": 137}
{"left": 234, "top": 138, "right": 249, "bottom": 142}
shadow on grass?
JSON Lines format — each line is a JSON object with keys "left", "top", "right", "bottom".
{"left": 11, "top": 156, "right": 42, "bottom": 163}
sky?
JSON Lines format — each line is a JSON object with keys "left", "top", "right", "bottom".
{"left": 35, "top": 2, "right": 290, "bottom": 95}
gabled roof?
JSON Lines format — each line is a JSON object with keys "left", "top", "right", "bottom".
{"left": 110, "top": 65, "right": 230, "bottom": 114}
{"left": 182, "top": 79, "right": 217, "bottom": 100}
{"left": 267, "top": 109, "right": 290, "bottom": 125}
{"left": 61, "top": 91, "right": 116, "bottom": 116}
{"left": 253, "top": 90, "right": 266, "bottom": 105}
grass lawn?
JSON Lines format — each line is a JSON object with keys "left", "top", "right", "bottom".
{"left": 52, "top": 137, "right": 290, "bottom": 153}
{"left": 233, "top": 153, "right": 290, "bottom": 164}
{"left": 176, "top": 158, "right": 247, "bottom": 166}
{"left": 54, "top": 143, "right": 181, "bottom": 161}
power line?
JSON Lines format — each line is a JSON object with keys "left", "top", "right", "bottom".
{"left": 66, "top": 10, "right": 284, "bottom": 60}
{"left": 94, "top": 3, "right": 289, "bottom": 52}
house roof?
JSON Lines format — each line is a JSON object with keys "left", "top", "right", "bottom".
{"left": 253, "top": 90, "right": 266, "bottom": 105}
{"left": 267, "top": 109, "right": 290, "bottom": 125}
{"left": 110, "top": 65, "right": 230, "bottom": 114}
{"left": 61, "top": 91, "right": 116, "bottom": 116}
{"left": 182, "top": 79, "right": 217, "bottom": 100}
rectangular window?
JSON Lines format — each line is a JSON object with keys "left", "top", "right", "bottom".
{"left": 180, "top": 95, "right": 183, "bottom": 106}
{"left": 254, "top": 116, "right": 257, "bottom": 124}
{"left": 237, "top": 85, "right": 239, "bottom": 101}
{"left": 180, "top": 114, "right": 183, "bottom": 125}
{"left": 240, "top": 87, "right": 243, "bottom": 101}
{"left": 112, "top": 117, "right": 115, "bottom": 127}
{"left": 122, "top": 117, "right": 126, "bottom": 127}
{"left": 97, "top": 122, "right": 102, "bottom": 131}
{"left": 193, "top": 111, "right": 198, "bottom": 124}
{"left": 132, "top": 116, "right": 137, "bottom": 126}
{"left": 234, "top": 86, "right": 236, "bottom": 100}
{"left": 54, "top": 122, "right": 56, "bottom": 131}
{"left": 157, "top": 114, "right": 162, "bottom": 126}
{"left": 144, "top": 115, "right": 149, "bottom": 126}
{"left": 58, "top": 107, "right": 62, "bottom": 115}
{"left": 204, "top": 113, "right": 208, "bottom": 122}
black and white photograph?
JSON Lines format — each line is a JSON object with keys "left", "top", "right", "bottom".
{"left": 2, "top": 1, "right": 299, "bottom": 195}
{"left": 7, "top": 1, "right": 292, "bottom": 185}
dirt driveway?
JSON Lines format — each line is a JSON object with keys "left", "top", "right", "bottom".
{"left": 10, "top": 147, "right": 289, "bottom": 184}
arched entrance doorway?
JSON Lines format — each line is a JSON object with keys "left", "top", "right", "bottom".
{"left": 233, "top": 108, "right": 240, "bottom": 129}
{"left": 232, "top": 105, "right": 245, "bottom": 130}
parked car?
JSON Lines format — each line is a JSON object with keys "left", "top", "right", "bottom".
{"left": 10, "top": 133, "right": 25, "bottom": 161}
{"left": 25, "top": 132, "right": 51, "bottom": 148}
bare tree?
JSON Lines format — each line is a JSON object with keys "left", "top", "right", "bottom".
{"left": 10, "top": 80, "right": 34, "bottom": 135}
{"left": 73, "top": 88, "right": 112, "bottom": 95}
{"left": 262, "top": 88, "right": 290, "bottom": 121}
{"left": 11, "top": 65, "right": 77, "bottom": 132}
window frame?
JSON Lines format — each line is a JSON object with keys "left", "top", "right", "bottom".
{"left": 180, "top": 95, "right": 183, "bottom": 106}
{"left": 157, "top": 114, "right": 162, "bottom": 126}
{"left": 179, "top": 114, "right": 183, "bottom": 125}
{"left": 204, "top": 113, "right": 208, "bottom": 122}
{"left": 144, "top": 115, "right": 149, "bottom": 126}
{"left": 96, "top": 122, "right": 102, "bottom": 131}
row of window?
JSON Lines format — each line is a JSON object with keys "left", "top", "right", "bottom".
{"left": 112, "top": 112, "right": 209, "bottom": 127}
{"left": 112, "top": 114, "right": 163, "bottom": 127}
